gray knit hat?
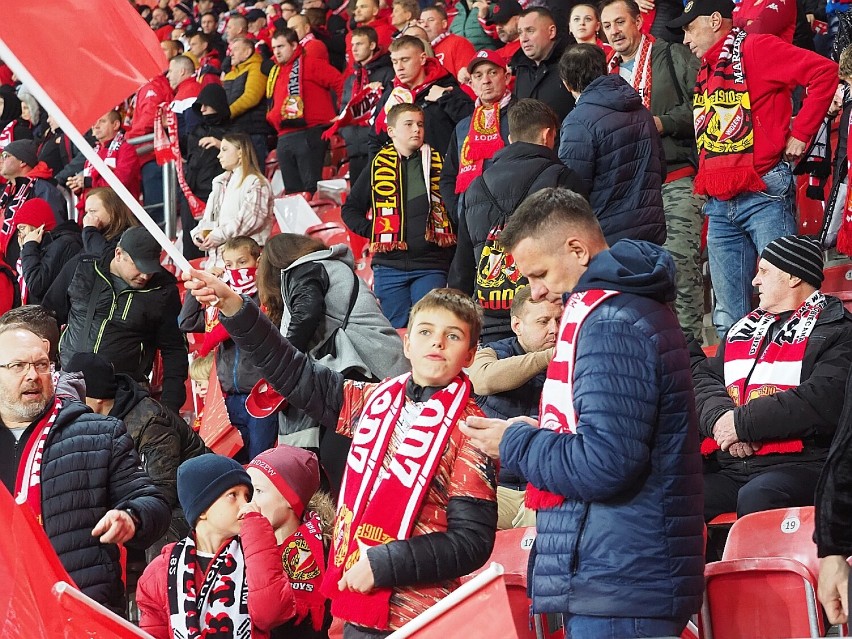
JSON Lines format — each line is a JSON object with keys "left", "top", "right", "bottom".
{"left": 761, "top": 235, "right": 824, "bottom": 289}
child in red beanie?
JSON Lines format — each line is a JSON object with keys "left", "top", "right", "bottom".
{"left": 247, "top": 445, "right": 335, "bottom": 639}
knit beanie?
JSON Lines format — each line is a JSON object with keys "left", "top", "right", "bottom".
{"left": 13, "top": 198, "right": 57, "bottom": 232}
{"left": 247, "top": 445, "right": 320, "bottom": 518}
{"left": 178, "top": 454, "right": 253, "bottom": 527}
{"left": 64, "top": 352, "right": 118, "bottom": 399}
{"left": 3, "top": 139, "right": 38, "bottom": 168}
{"left": 760, "top": 235, "right": 824, "bottom": 289}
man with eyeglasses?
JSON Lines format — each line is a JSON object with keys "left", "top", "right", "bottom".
{"left": 42, "top": 226, "right": 188, "bottom": 413}
{"left": 0, "top": 319, "right": 170, "bottom": 616}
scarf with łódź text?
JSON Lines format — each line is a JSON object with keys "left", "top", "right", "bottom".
{"left": 321, "top": 373, "right": 470, "bottom": 629}
{"left": 369, "top": 143, "right": 455, "bottom": 253}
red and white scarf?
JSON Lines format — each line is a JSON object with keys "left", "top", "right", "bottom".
{"left": 322, "top": 373, "right": 471, "bottom": 629}
{"left": 168, "top": 535, "right": 252, "bottom": 639}
{"left": 15, "top": 255, "right": 28, "bottom": 305}
{"left": 14, "top": 397, "right": 62, "bottom": 526}
{"left": 280, "top": 513, "right": 327, "bottom": 632}
{"left": 198, "top": 268, "right": 258, "bottom": 357}
{"left": 455, "top": 90, "right": 511, "bottom": 194}
{"left": 838, "top": 112, "right": 852, "bottom": 254}
{"left": 607, "top": 33, "right": 654, "bottom": 109}
{"left": 0, "top": 177, "right": 37, "bottom": 255}
{"left": 700, "top": 291, "right": 827, "bottom": 456}
{"left": 526, "top": 289, "right": 619, "bottom": 510}
{"left": 154, "top": 103, "right": 207, "bottom": 219}
{"left": 84, "top": 131, "right": 125, "bottom": 179}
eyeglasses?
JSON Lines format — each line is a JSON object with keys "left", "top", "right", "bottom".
{"left": 0, "top": 360, "right": 53, "bottom": 375}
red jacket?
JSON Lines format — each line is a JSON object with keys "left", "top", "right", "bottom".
{"left": 136, "top": 513, "right": 297, "bottom": 639}
{"left": 79, "top": 134, "right": 141, "bottom": 212}
{"left": 266, "top": 47, "right": 345, "bottom": 135}
{"left": 433, "top": 34, "right": 475, "bottom": 78}
{"left": 734, "top": 0, "right": 796, "bottom": 43}
{"left": 699, "top": 33, "right": 837, "bottom": 182}
{"left": 128, "top": 74, "right": 174, "bottom": 166}
{"left": 345, "top": 17, "right": 394, "bottom": 70}
{"left": 302, "top": 36, "right": 330, "bottom": 63}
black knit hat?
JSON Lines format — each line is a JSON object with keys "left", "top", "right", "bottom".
{"left": 760, "top": 235, "right": 824, "bottom": 289}
{"left": 3, "top": 139, "right": 39, "bottom": 168}
{"left": 178, "top": 454, "right": 253, "bottom": 527}
{"left": 65, "top": 352, "right": 118, "bottom": 399}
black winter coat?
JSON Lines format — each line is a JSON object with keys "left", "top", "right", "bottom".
{"left": 340, "top": 53, "right": 394, "bottom": 164}
{"left": 109, "top": 374, "right": 208, "bottom": 508}
{"left": 448, "top": 142, "right": 586, "bottom": 339}
{"left": 693, "top": 295, "right": 852, "bottom": 471}
{"left": 19, "top": 220, "right": 83, "bottom": 304}
{"left": 0, "top": 398, "right": 170, "bottom": 613}
{"left": 187, "top": 84, "right": 231, "bottom": 203}
{"left": 42, "top": 254, "right": 188, "bottom": 412}
{"left": 368, "top": 71, "right": 474, "bottom": 158}
{"left": 511, "top": 39, "right": 576, "bottom": 123}
{"left": 219, "top": 299, "right": 497, "bottom": 590}
{"left": 558, "top": 75, "right": 666, "bottom": 246}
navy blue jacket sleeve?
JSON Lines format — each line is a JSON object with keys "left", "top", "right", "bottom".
{"left": 499, "top": 316, "right": 660, "bottom": 502}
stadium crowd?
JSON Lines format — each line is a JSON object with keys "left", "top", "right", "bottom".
{"left": 4, "top": 0, "right": 852, "bottom": 636}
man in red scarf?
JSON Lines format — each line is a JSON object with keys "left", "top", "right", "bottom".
{"left": 440, "top": 49, "right": 513, "bottom": 223}
{"left": 601, "top": 0, "right": 704, "bottom": 343}
{"left": 419, "top": 5, "right": 476, "bottom": 78}
{"left": 267, "top": 28, "right": 345, "bottom": 195}
{"left": 669, "top": 0, "right": 837, "bottom": 338}
{"left": 692, "top": 235, "right": 852, "bottom": 526}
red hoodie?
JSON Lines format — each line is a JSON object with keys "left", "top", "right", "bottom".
{"left": 128, "top": 74, "right": 175, "bottom": 166}
{"left": 266, "top": 46, "right": 346, "bottom": 135}
{"left": 696, "top": 32, "right": 837, "bottom": 193}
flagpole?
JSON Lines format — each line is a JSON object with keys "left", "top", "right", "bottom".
{"left": 0, "top": 38, "right": 191, "bottom": 273}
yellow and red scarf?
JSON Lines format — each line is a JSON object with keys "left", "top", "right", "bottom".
{"left": 455, "top": 90, "right": 511, "bottom": 194}
{"left": 322, "top": 373, "right": 471, "bottom": 629}
{"left": 693, "top": 29, "right": 764, "bottom": 200}
{"left": 280, "top": 513, "right": 327, "bottom": 632}
{"left": 369, "top": 143, "right": 455, "bottom": 253}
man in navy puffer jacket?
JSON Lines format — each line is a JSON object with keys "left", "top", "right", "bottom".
{"left": 461, "top": 188, "right": 703, "bottom": 638}
{"left": 558, "top": 43, "right": 666, "bottom": 246}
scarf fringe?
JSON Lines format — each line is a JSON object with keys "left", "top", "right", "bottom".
{"left": 425, "top": 228, "right": 456, "bottom": 247}
{"left": 370, "top": 240, "right": 407, "bottom": 253}
{"left": 693, "top": 167, "right": 765, "bottom": 201}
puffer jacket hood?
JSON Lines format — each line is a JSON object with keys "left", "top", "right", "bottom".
{"left": 192, "top": 83, "right": 231, "bottom": 123}
{"left": 578, "top": 74, "right": 642, "bottom": 113}
{"left": 574, "top": 239, "right": 676, "bottom": 304}
{"left": 285, "top": 243, "right": 354, "bottom": 272}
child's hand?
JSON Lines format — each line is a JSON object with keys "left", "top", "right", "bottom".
{"left": 338, "top": 547, "right": 375, "bottom": 593}
{"left": 183, "top": 268, "right": 243, "bottom": 316}
{"left": 238, "top": 501, "right": 262, "bottom": 520}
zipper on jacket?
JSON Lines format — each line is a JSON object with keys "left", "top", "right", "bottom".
{"left": 92, "top": 264, "right": 117, "bottom": 353}
{"left": 233, "top": 348, "right": 240, "bottom": 392}
{"left": 571, "top": 503, "right": 591, "bottom": 576}
{"left": 121, "top": 293, "right": 133, "bottom": 321}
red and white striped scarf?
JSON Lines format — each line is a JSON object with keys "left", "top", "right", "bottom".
{"left": 322, "top": 372, "right": 471, "bottom": 629}
{"left": 607, "top": 33, "right": 654, "bottom": 109}
{"left": 526, "top": 289, "right": 619, "bottom": 510}
{"left": 14, "top": 396, "right": 62, "bottom": 526}
{"left": 700, "top": 291, "right": 826, "bottom": 456}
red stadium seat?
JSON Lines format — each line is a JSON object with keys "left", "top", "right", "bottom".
{"left": 701, "top": 506, "right": 826, "bottom": 638}
{"left": 462, "top": 527, "right": 539, "bottom": 639}
{"left": 305, "top": 222, "right": 349, "bottom": 248}
{"left": 822, "top": 262, "right": 852, "bottom": 313}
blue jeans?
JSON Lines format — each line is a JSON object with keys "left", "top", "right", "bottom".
{"left": 140, "top": 160, "right": 164, "bottom": 225}
{"left": 372, "top": 266, "right": 447, "bottom": 328}
{"left": 705, "top": 161, "right": 796, "bottom": 337}
{"left": 224, "top": 393, "right": 279, "bottom": 463}
{"left": 564, "top": 613, "right": 686, "bottom": 638}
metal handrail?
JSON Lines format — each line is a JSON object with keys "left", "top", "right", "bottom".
{"left": 125, "top": 133, "right": 178, "bottom": 241}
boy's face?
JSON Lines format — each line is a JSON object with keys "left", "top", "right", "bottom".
{"left": 222, "top": 246, "right": 258, "bottom": 270}
{"left": 194, "top": 379, "right": 209, "bottom": 400}
{"left": 247, "top": 468, "right": 297, "bottom": 531}
{"left": 197, "top": 484, "right": 251, "bottom": 538}
{"left": 404, "top": 308, "right": 476, "bottom": 387}
{"left": 388, "top": 111, "right": 425, "bottom": 156}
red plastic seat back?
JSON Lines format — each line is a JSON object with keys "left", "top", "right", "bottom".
{"left": 462, "top": 527, "right": 536, "bottom": 589}
{"left": 722, "top": 507, "right": 818, "bottom": 575}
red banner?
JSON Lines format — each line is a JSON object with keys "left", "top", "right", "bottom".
{"left": 0, "top": 1, "right": 166, "bottom": 132}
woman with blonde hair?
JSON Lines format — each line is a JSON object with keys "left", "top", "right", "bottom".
{"left": 191, "top": 132, "right": 273, "bottom": 267}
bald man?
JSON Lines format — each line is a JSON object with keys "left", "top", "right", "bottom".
{"left": 287, "top": 14, "right": 330, "bottom": 61}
